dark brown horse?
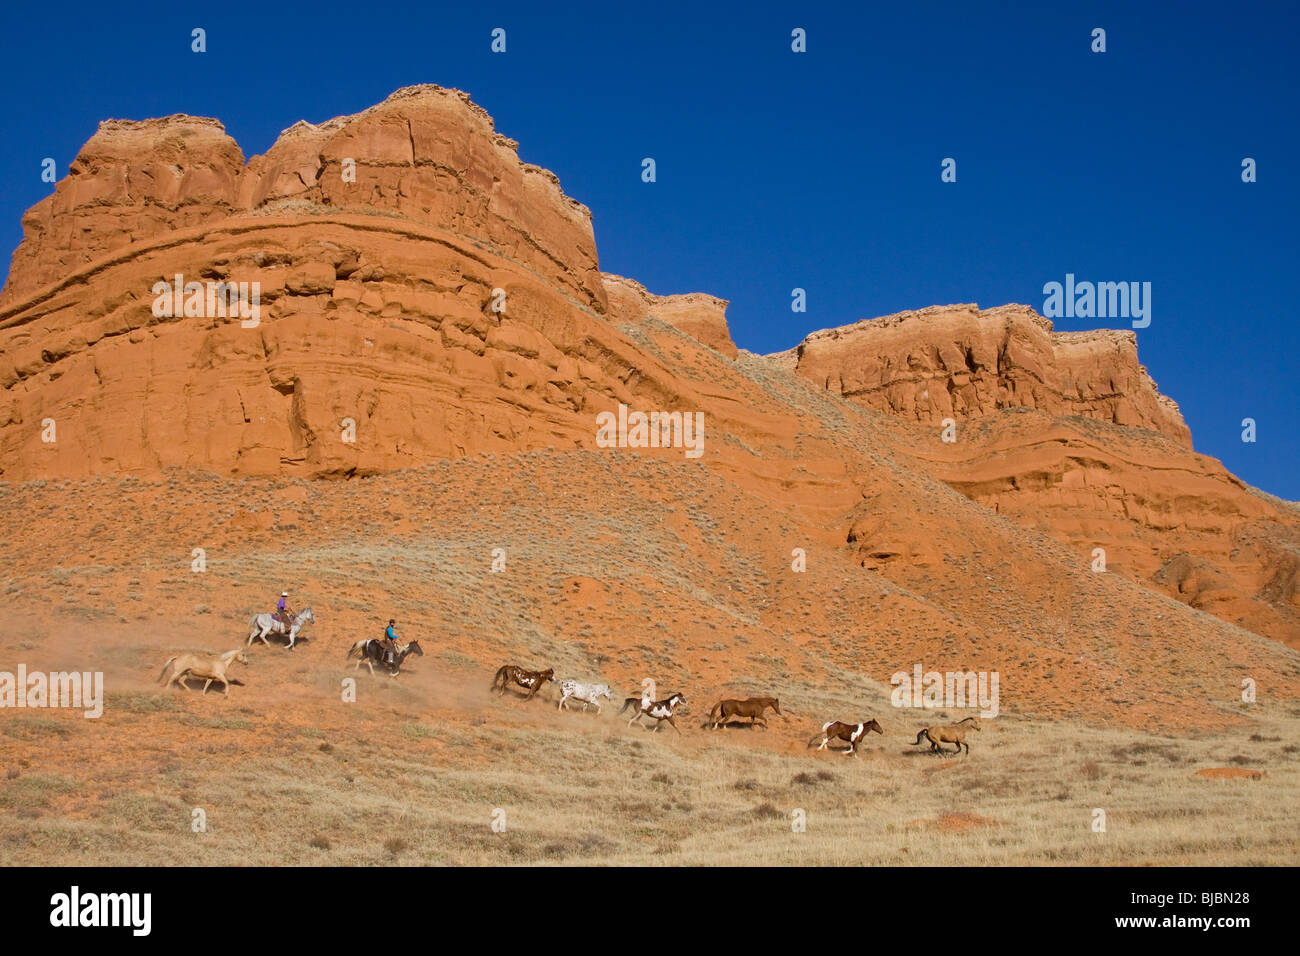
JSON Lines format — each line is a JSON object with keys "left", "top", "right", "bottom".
{"left": 707, "top": 697, "right": 785, "bottom": 730}
{"left": 491, "top": 665, "right": 555, "bottom": 700}
{"left": 811, "top": 719, "right": 883, "bottom": 755}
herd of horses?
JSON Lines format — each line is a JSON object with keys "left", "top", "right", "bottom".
{"left": 155, "top": 612, "right": 984, "bottom": 756}
{"left": 488, "top": 663, "right": 983, "bottom": 756}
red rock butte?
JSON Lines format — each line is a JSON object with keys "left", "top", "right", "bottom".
{"left": 1, "top": 85, "right": 1297, "bottom": 727}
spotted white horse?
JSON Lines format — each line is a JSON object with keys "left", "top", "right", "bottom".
{"left": 246, "top": 607, "right": 315, "bottom": 649}
{"left": 557, "top": 679, "right": 613, "bottom": 713}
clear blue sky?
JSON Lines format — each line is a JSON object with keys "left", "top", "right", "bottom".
{"left": 1, "top": 1, "right": 1296, "bottom": 498}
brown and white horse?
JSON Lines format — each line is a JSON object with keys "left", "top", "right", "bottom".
{"left": 491, "top": 665, "right": 555, "bottom": 700}
{"left": 621, "top": 692, "right": 687, "bottom": 733}
{"left": 813, "top": 719, "right": 883, "bottom": 755}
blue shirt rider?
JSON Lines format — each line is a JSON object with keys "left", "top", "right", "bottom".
{"left": 381, "top": 619, "right": 399, "bottom": 666}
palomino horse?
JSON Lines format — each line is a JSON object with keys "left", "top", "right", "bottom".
{"left": 707, "top": 697, "right": 785, "bottom": 730}
{"left": 345, "top": 639, "right": 424, "bottom": 676}
{"left": 491, "top": 665, "right": 555, "bottom": 700}
{"left": 621, "top": 692, "right": 687, "bottom": 733}
{"left": 557, "top": 680, "right": 612, "bottom": 713}
{"left": 158, "top": 648, "right": 249, "bottom": 697}
{"left": 246, "top": 607, "right": 315, "bottom": 649}
{"left": 812, "top": 719, "right": 883, "bottom": 755}
{"left": 913, "top": 716, "right": 981, "bottom": 755}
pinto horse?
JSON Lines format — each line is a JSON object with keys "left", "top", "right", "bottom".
{"left": 491, "top": 665, "right": 555, "bottom": 700}
{"left": 346, "top": 638, "right": 423, "bottom": 676}
{"left": 913, "top": 716, "right": 980, "bottom": 755}
{"left": 707, "top": 697, "right": 785, "bottom": 730}
{"left": 812, "top": 719, "right": 883, "bottom": 755}
{"left": 621, "top": 692, "right": 687, "bottom": 733}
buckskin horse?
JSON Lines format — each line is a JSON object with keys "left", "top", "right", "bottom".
{"left": 913, "top": 716, "right": 980, "bottom": 755}
{"left": 246, "top": 607, "right": 315, "bottom": 649}
{"left": 345, "top": 638, "right": 424, "bottom": 676}
{"left": 707, "top": 696, "right": 785, "bottom": 730}
{"left": 812, "top": 719, "right": 883, "bottom": 755}
{"left": 621, "top": 692, "right": 687, "bottom": 733}
{"left": 491, "top": 665, "right": 555, "bottom": 700}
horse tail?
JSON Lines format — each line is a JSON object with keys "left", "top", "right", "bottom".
{"left": 821, "top": 720, "right": 833, "bottom": 733}
{"left": 620, "top": 697, "right": 637, "bottom": 714}
{"left": 345, "top": 641, "right": 363, "bottom": 660}
{"left": 490, "top": 666, "right": 506, "bottom": 691}
{"left": 157, "top": 657, "right": 177, "bottom": 683}
{"left": 913, "top": 729, "right": 931, "bottom": 746}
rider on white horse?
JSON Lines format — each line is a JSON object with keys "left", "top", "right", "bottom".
{"left": 276, "top": 591, "right": 294, "bottom": 627}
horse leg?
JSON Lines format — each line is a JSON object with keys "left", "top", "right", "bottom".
{"left": 816, "top": 737, "right": 829, "bottom": 751}
{"left": 202, "top": 678, "right": 213, "bottom": 695}
{"left": 667, "top": 716, "right": 681, "bottom": 735}
{"left": 221, "top": 676, "right": 230, "bottom": 697}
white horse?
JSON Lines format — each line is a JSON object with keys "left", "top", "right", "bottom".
{"left": 246, "top": 607, "right": 315, "bottom": 649}
{"left": 557, "top": 680, "right": 612, "bottom": 713}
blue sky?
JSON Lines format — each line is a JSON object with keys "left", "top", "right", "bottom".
{"left": 1, "top": 1, "right": 1296, "bottom": 497}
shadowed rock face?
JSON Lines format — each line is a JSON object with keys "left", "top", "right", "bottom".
{"left": 0, "top": 84, "right": 1296, "bottom": 687}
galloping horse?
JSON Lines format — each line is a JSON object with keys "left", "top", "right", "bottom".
{"left": 491, "top": 665, "right": 555, "bottom": 700}
{"left": 246, "top": 607, "right": 315, "bottom": 649}
{"left": 913, "top": 716, "right": 981, "bottom": 755}
{"left": 812, "top": 719, "right": 883, "bottom": 755}
{"left": 557, "top": 680, "right": 612, "bottom": 713}
{"left": 158, "top": 648, "right": 249, "bottom": 697}
{"left": 345, "top": 638, "right": 424, "bottom": 676}
{"left": 707, "top": 697, "right": 785, "bottom": 730}
{"left": 621, "top": 692, "right": 687, "bottom": 733}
